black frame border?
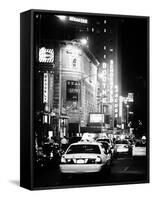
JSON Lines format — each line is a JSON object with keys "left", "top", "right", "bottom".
{"left": 20, "top": 9, "right": 150, "bottom": 190}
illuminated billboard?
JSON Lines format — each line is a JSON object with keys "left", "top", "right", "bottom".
{"left": 109, "top": 59, "right": 114, "bottom": 103}
{"left": 43, "top": 73, "right": 48, "bottom": 103}
{"left": 39, "top": 47, "right": 54, "bottom": 63}
{"left": 89, "top": 113, "right": 104, "bottom": 124}
{"left": 114, "top": 85, "right": 119, "bottom": 118}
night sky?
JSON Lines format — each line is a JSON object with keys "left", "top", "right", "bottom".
{"left": 120, "top": 17, "right": 148, "bottom": 129}
{"left": 121, "top": 18, "right": 148, "bottom": 94}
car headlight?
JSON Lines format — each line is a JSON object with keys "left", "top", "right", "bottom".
{"left": 95, "top": 156, "right": 102, "bottom": 164}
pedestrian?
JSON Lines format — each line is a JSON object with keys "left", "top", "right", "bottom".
{"left": 60, "top": 136, "right": 68, "bottom": 152}
{"left": 50, "top": 137, "right": 55, "bottom": 145}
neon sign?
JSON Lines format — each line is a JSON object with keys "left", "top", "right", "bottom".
{"left": 43, "top": 73, "right": 48, "bottom": 103}
{"left": 114, "top": 85, "right": 119, "bottom": 118}
{"left": 109, "top": 60, "right": 114, "bottom": 103}
{"left": 39, "top": 47, "right": 54, "bottom": 63}
{"left": 102, "top": 62, "right": 107, "bottom": 103}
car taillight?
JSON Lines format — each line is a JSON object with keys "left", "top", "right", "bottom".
{"left": 61, "top": 156, "right": 66, "bottom": 163}
{"left": 87, "top": 159, "right": 96, "bottom": 164}
{"left": 95, "top": 156, "right": 102, "bottom": 164}
{"left": 66, "top": 159, "right": 72, "bottom": 163}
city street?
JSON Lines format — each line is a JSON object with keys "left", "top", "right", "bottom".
{"left": 34, "top": 154, "right": 148, "bottom": 188}
{"left": 31, "top": 12, "right": 149, "bottom": 189}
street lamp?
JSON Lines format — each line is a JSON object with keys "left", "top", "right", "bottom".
{"left": 71, "top": 38, "right": 88, "bottom": 47}
{"left": 56, "top": 15, "right": 67, "bottom": 21}
{"left": 80, "top": 38, "right": 88, "bottom": 46}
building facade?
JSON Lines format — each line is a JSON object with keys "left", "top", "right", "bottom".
{"left": 55, "top": 41, "right": 99, "bottom": 137}
{"left": 34, "top": 14, "right": 123, "bottom": 144}
{"left": 93, "top": 18, "right": 122, "bottom": 130}
{"left": 34, "top": 40, "right": 99, "bottom": 141}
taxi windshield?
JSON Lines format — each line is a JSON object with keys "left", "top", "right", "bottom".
{"left": 66, "top": 144, "right": 101, "bottom": 154}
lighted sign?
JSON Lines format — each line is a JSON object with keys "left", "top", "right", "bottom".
{"left": 123, "top": 93, "right": 134, "bottom": 104}
{"left": 109, "top": 60, "right": 114, "bottom": 103}
{"left": 89, "top": 113, "right": 104, "bottom": 124}
{"left": 43, "top": 73, "right": 48, "bottom": 103}
{"left": 39, "top": 47, "right": 54, "bottom": 63}
{"left": 127, "top": 93, "right": 134, "bottom": 102}
{"left": 114, "top": 85, "right": 119, "bottom": 118}
{"left": 119, "top": 96, "right": 123, "bottom": 118}
{"left": 69, "top": 16, "right": 88, "bottom": 24}
{"left": 102, "top": 62, "right": 108, "bottom": 103}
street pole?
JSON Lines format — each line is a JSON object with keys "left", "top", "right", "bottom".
{"left": 101, "top": 97, "right": 103, "bottom": 134}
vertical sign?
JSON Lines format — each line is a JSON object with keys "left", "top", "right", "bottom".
{"left": 102, "top": 62, "right": 107, "bottom": 103}
{"left": 114, "top": 85, "right": 119, "bottom": 118}
{"left": 119, "top": 96, "right": 123, "bottom": 118}
{"left": 109, "top": 60, "right": 114, "bottom": 103}
{"left": 43, "top": 73, "right": 48, "bottom": 103}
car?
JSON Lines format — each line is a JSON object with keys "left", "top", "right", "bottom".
{"left": 96, "top": 138, "right": 114, "bottom": 155}
{"left": 59, "top": 141, "right": 111, "bottom": 175}
{"left": 132, "top": 142, "right": 146, "bottom": 157}
{"left": 114, "top": 140, "right": 131, "bottom": 157}
{"left": 96, "top": 137, "right": 111, "bottom": 144}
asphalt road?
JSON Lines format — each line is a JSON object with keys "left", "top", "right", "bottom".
{"left": 34, "top": 154, "right": 148, "bottom": 189}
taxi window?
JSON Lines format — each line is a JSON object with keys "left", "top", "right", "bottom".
{"left": 135, "top": 142, "right": 146, "bottom": 147}
{"left": 66, "top": 144, "right": 101, "bottom": 154}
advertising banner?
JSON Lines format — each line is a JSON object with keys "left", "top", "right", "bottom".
{"left": 66, "top": 80, "right": 80, "bottom": 101}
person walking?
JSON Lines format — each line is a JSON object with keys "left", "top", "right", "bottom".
{"left": 60, "top": 136, "right": 68, "bottom": 152}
